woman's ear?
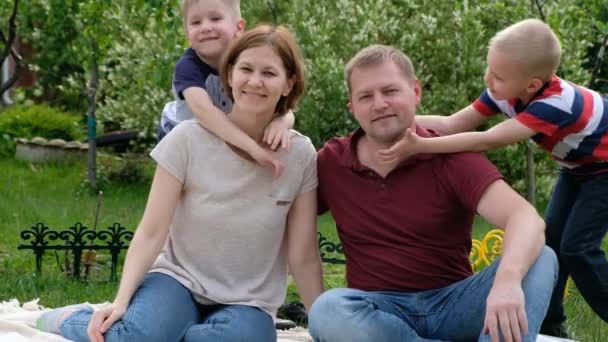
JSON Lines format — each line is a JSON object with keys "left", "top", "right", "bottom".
{"left": 227, "top": 65, "right": 234, "bottom": 88}
{"left": 225, "top": 65, "right": 235, "bottom": 99}
{"left": 283, "top": 76, "right": 296, "bottom": 97}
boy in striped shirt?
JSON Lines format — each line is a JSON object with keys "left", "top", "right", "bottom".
{"left": 377, "top": 18, "right": 608, "bottom": 337}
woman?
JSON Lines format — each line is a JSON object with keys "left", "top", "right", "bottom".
{"left": 37, "top": 24, "right": 324, "bottom": 342}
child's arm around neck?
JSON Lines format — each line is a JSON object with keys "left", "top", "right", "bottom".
{"left": 183, "top": 87, "right": 284, "bottom": 176}
{"left": 417, "top": 105, "right": 489, "bottom": 136}
{"left": 377, "top": 117, "right": 537, "bottom": 164}
{"left": 413, "top": 117, "right": 537, "bottom": 154}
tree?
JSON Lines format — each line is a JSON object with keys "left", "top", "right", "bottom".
{"left": 72, "top": 2, "right": 118, "bottom": 189}
{"left": 0, "top": 0, "right": 21, "bottom": 102}
{"left": 11, "top": 0, "right": 606, "bottom": 205}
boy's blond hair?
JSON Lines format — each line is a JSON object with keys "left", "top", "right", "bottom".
{"left": 344, "top": 45, "right": 416, "bottom": 95}
{"left": 181, "top": 0, "right": 241, "bottom": 22}
{"left": 489, "top": 18, "right": 561, "bottom": 82}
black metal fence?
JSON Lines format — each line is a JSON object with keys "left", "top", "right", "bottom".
{"left": 18, "top": 224, "right": 345, "bottom": 281}
{"left": 318, "top": 232, "right": 345, "bottom": 265}
{"left": 18, "top": 222, "right": 133, "bottom": 280}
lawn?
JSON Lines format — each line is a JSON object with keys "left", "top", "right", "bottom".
{"left": 1, "top": 157, "right": 606, "bottom": 340}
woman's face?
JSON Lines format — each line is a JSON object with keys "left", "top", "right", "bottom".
{"left": 229, "top": 45, "right": 295, "bottom": 115}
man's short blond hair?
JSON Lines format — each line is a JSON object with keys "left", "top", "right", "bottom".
{"left": 181, "top": 0, "right": 241, "bottom": 22}
{"left": 489, "top": 18, "right": 561, "bottom": 81}
{"left": 345, "top": 45, "right": 416, "bottom": 95}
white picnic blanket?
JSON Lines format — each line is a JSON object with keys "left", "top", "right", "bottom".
{"left": 0, "top": 299, "right": 574, "bottom": 342}
{"left": 0, "top": 299, "right": 312, "bottom": 342}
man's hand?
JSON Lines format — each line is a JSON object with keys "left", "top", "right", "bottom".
{"left": 483, "top": 282, "right": 528, "bottom": 342}
{"left": 87, "top": 303, "right": 128, "bottom": 342}
{"left": 250, "top": 145, "right": 285, "bottom": 177}
{"left": 264, "top": 115, "right": 292, "bottom": 151}
{"left": 377, "top": 128, "right": 421, "bottom": 165}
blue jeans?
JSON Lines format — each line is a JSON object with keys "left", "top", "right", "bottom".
{"left": 308, "top": 247, "right": 557, "bottom": 342}
{"left": 60, "top": 273, "right": 276, "bottom": 342}
{"left": 542, "top": 169, "right": 608, "bottom": 327}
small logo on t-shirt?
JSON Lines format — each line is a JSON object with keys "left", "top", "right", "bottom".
{"left": 275, "top": 200, "right": 291, "bottom": 206}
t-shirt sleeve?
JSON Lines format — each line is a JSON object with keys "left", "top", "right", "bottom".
{"left": 515, "top": 100, "right": 575, "bottom": 136}
{"left": 173, "top": 54, "right": 209, "bottom": 100}
{"left": 149, "top": 123, "right": 190, "bottom": 183}
{"left": 297, "top": 140, "right": 318, "bottom": 195}
{"left": 442, "top": 152, "right": 504, "bottom": 211}
{"left": 472, "top": 89, "right": 501, "bottom": 117}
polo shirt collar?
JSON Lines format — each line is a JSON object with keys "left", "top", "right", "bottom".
{"left": 339, "top": 124, "right": 435, "bottom": 171}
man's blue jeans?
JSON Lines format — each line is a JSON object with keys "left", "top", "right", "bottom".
{"left": 308, "top": 247, "right": 557, "bottom": 342}
{"left": 543, "top": 169, "right": 608, "bottom": 327}
{"left": 59, "top": 272, "right": 276, "bottom": 342}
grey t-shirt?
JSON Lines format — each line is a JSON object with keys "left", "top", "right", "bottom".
{"left": 149, "top": 120, "right": 317, "bottom": 317}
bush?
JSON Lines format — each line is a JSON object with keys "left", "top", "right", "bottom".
{"left": 9, "top": 0, "right": 607, "bottom": 200}
{"left": 97, "top": 153, "right": 153, "bottom": 185}
{"left": 96, "top": 2, "right": 183, "bottom": 144}
{"left": 0, "top": 104, "right": 85, "bottom": 157}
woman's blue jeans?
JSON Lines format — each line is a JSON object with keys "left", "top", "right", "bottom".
{"left": 59, "top": 272, "right": 276, "bottom": 342}
{"left": 308, "top": 247, "right": 557, "bottom": 342}
{"left": 542, "top": 169, "right": 608, "bottom": 327}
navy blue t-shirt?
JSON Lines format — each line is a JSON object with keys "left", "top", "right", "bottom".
{"left": 158, "top": 48, "right": 233, "bottom": 140}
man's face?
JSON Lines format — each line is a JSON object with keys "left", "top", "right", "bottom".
{"left": 348, "top": 60, "right": 421, "bottom": 144}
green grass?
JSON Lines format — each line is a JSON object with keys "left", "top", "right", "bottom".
{"left": 1, "top": 157, "right": 606, "bottom": 340}
{"left": 0, "top": 157, "right": 150, "bottom": 306}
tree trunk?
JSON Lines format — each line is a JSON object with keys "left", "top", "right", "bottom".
{"left": 87, "top": 42, "right": 99, "bottom": 188}
{"left": 526, "top": 143, "right": 536, "bottom": 206}
{"left": 0, "top": 0, "right": 21, "bottom": 100}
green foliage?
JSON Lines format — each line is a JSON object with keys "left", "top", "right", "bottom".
{"left": 0, "top": 104, "right": 84, "bottom": 140}
{"left": 258, "top": 0, "right": 602, "bottom": 199}
{"left": 96, "top": 0, "right": 183, "bottom": 142}
{"left": 242, "top": 0, "right": 606, "bottom": 152}
{"left": 10, "top": 0, "right": 608, "bottom": 197}
{"left": 0, "top": 104, "right": 84, "bottom": 157}
{"left": 97, "top": 153, "right": 154, "bottom": 186}
{"left": 15, "top": 0, "right": 87, "bottom": 110}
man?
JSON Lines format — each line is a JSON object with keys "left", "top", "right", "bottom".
{"left": 308, "top": 45, "right": 558, "bottom": 342}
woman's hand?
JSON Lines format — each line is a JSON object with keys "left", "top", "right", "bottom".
{"left": 87, "top": 303, "right": 127, "bottom": 342}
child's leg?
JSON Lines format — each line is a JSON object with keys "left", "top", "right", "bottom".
{"left": 558, "top": 171, "right": 608, "bottom": 322}
{"left": 183, "top": 304, "right": 276, "bottom": 342}
{"left": 60, "top": 272, "right": 200, "bottom": 342}
{"left": 541, "top": 171, "right": 579, "bottom": 333}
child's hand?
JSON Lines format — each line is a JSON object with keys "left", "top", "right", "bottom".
{"left": 250, "top": 145, "right": 285, "bottom": 178}
{"left": 377, "top": 128, "right": 421, "bottom": 165}
{"left": 264, "top": 116, "right": 292, "bottom": 151}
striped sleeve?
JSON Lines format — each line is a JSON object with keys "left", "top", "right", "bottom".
{"left": 472, "top": 90, "right": 501, "bottom": 116}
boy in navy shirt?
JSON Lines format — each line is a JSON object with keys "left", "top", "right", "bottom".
{"left": 159, "top": 0, "right": 295, "bottom": 176}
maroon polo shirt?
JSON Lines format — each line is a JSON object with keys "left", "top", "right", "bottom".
{"left": 317, "top": 126, "right": 503, "bottom": 291}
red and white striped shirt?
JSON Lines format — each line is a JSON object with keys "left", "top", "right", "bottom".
{"left": 474, "top": 75, "right": 608, "bottom": 169}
